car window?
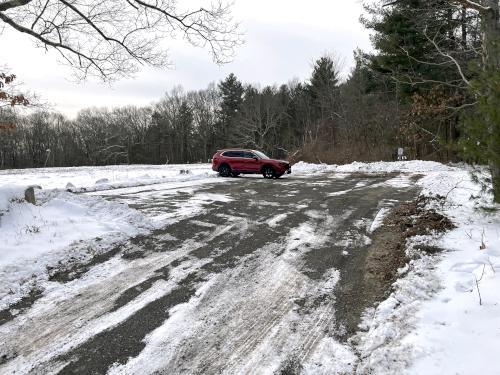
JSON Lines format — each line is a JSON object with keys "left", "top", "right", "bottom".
{"left": 222, "top": 151, "right": 241, "bottom": 158}
{"left": 253, "top": 150, "right": 270, "bottom": 159}
{"left": 243, "top": 152, "right": 256, "bottom": 159}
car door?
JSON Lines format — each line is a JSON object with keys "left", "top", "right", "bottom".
{"left": 224, "top": 150, "right": 244, "bottom": 171}
{"left": 222, "top": 151, "right": 237, "bottom": 170}
{"left": 242, "top": 151, "right": 261, "bottom": 172}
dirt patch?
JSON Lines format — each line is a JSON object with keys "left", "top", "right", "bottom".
{"left": 0, "top": 288, "right": 43, "bottom": 327}
{"left": 48, "top": 246, "right": 122, "bottom": 283}
{"left": 276, "top": 357, "right": 303, "bottom": 375}
{"left": 363, "top": 196, "right": 455, "bottom": 309}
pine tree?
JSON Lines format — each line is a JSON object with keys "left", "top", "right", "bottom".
{"left": 362, "top": 0, "right": 478, "bottom": 160}
{"left": 459, "top": 0, "right": 500, "bottom": 202}
{"left": 177, "top": 101, "right": 194, "bottom": 163}
{"left": 217, "top": 73, "right": 244, "bottom": 148}
{"left": 307, "top": 56, "right": 340, "bottom": 121}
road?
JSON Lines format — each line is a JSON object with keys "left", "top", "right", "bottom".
{"left": 0, "top": 172, "right": 419, "bottom": 374}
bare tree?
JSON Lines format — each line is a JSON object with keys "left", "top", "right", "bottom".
{"left": 0, "top": 0, "right": 241, "bottom": 81}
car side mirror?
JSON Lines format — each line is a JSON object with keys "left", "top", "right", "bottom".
{"left": 253, "top": 157, "right": 258, "bottom": 161}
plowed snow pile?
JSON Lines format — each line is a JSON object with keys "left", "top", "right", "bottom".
{"left": 351, "top": 165, "right": 500, "bottom": 375}
{"left": 0, "top": 187, "right": 154, "bottom": 308}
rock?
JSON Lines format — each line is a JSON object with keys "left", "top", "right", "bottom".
{"left": 24, "top": 187, "right": 36, "bottom": 205}
{"left": 95, "top": 178, "right": 109, "bottom": 185}
{"left": 66, "top": 182, "right": 76, "bottom": 189}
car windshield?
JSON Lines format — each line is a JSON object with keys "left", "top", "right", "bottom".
{"left": 253, "top": 150, "right": 270, "bottom": 159}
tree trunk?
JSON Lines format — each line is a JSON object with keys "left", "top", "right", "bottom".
{"left": 483, "top": 0, "right": 500, "bottom": 202}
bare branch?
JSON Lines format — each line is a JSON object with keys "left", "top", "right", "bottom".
{"left": 0, "top": 0, "right": 241, "bottom": 81}
{"left": 0, "top": 0, "right": 32, "bottom": 12}
{"left": 423, "top": 26, "right": 471, "bottom": 86}
{"left": 451, "top": 0, "right": 492, "bottom": 13}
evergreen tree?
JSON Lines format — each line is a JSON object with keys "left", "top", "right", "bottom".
{"left": 217, "top": 73, "right": 244, "bottom": 148}
{"left": 458, "top": 0, "right": 500, "bottom": 201}
{"left": 363, "top": 0, "right": 474, "bottom": 94}
{"left": 176, "top": 101, "right": 194, "bottom": 163}
{"left": 307, "top": 56, "right": 341, "bottom": 121}
{"left": 362, "top": 0, "right": 478, "bottom": 159}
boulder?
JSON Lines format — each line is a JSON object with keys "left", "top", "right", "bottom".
{"left": 24, "top": 187, "right": 36, "bottom": 205}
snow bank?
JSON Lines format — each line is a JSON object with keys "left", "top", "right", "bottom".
{"left": 406, "top": 169, "right": 500, "bottom": 375}
{"left": 292, "top": 161, "right": 335, "bottom": 174}
{"left": 335, "top": 160, "right": 457, "bottom": 173}
{"left": 0, "top": 164, "right": 215, "bottom": 192}
{"left": 0, "top": 185, "right": 27, "bottom": 212}
{"left": 354, "top": 166, "right": 500, "bottom": 375}
{"left": 0, "top": 164, "right": 217, "bottom": 308}
{"left": 293, "top": 160, "right": 458, "bottom": 175}
{"left": 0, "top": 190, "right": 154, "bottom": 307}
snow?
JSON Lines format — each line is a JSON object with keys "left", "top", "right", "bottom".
{"left": 352, "top": 165, "right": 500, "bottom": 375}
{"left": 267, "top": 213, "right": 288, "bottom": 228}
{"left": 0, "top": 189, "right": 155, "bottom": 307}
{"left": 292, "top": 160, "right": 500, "bottom": 375}
{"left": 0, "top": 185, "right": 26, "bottom": 212}
{"left": 0, "top": 246, "right": 212, "bottom": 374}
{"left": 0, "top": 164, "right": 218, "bottom": 308}
{"left": 302, "top": 337, "right": 357, "bottom": 374}
{"left": 404, "top": 169, "right": 500, "bottom": 375}
{"left": 292, "top": 160, "right": 458, "bottom": 175}
{"left": 369, "top": 208, "right": 390, "bottom": 233}
{"left": 107, "top": 223, "right": 349, "bottom": 375}
{"left": 0, "top": 163, "right": 215, "bottom": 192}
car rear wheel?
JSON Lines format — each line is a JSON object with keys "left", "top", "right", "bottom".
{"left": 218, "top": 164, "right": 231, "bottom": 177}
{"left": 262, "top": 166, "right": 275, "bottom": 179}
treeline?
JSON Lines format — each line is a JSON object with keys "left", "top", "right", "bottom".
{"left": 0, "top": 54, "right": 419, "bottom": 169}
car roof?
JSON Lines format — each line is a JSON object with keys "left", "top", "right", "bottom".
{"left": 218, "top": 148, "right": 256, "bottom": 152}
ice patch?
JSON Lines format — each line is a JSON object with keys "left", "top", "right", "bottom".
{"left": 328, "top": 189, "right": 352, "bottom": 197}
{"left": 267, "top": 213, "right": 288, "bottom": 228}
{"left": 369, "top": 208, "right": 390, "bottom": 233}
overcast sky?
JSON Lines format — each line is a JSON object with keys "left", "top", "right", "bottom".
{"left": 0, "top": 0, "right": 372, "bottom": 118}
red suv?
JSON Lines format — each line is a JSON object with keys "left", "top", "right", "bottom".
{"left": 212, "top": 149, "right": 291, "bottom": 179}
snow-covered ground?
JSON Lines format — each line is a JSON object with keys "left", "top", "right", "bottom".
{"left": 294, "top": 160, "right": 500, "bottom": 374}
{"left": 0, "top": 163, "right": 215, "bottom": 192}
{"left": 0, "top": 164, "right": 217, "bottom": 308}
{"left": 346, "top": 164, "right": 500, "bottom": 375}
{"left": 1, "top": 160, "right": 499, "bottom": 374}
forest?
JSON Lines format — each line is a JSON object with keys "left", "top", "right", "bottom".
{"left": 1, "top": 0, "right": 499, "bottom": 199}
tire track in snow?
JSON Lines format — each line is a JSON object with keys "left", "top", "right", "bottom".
{"left": 1, "top": 172, "right": 421, "bottom": 374}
